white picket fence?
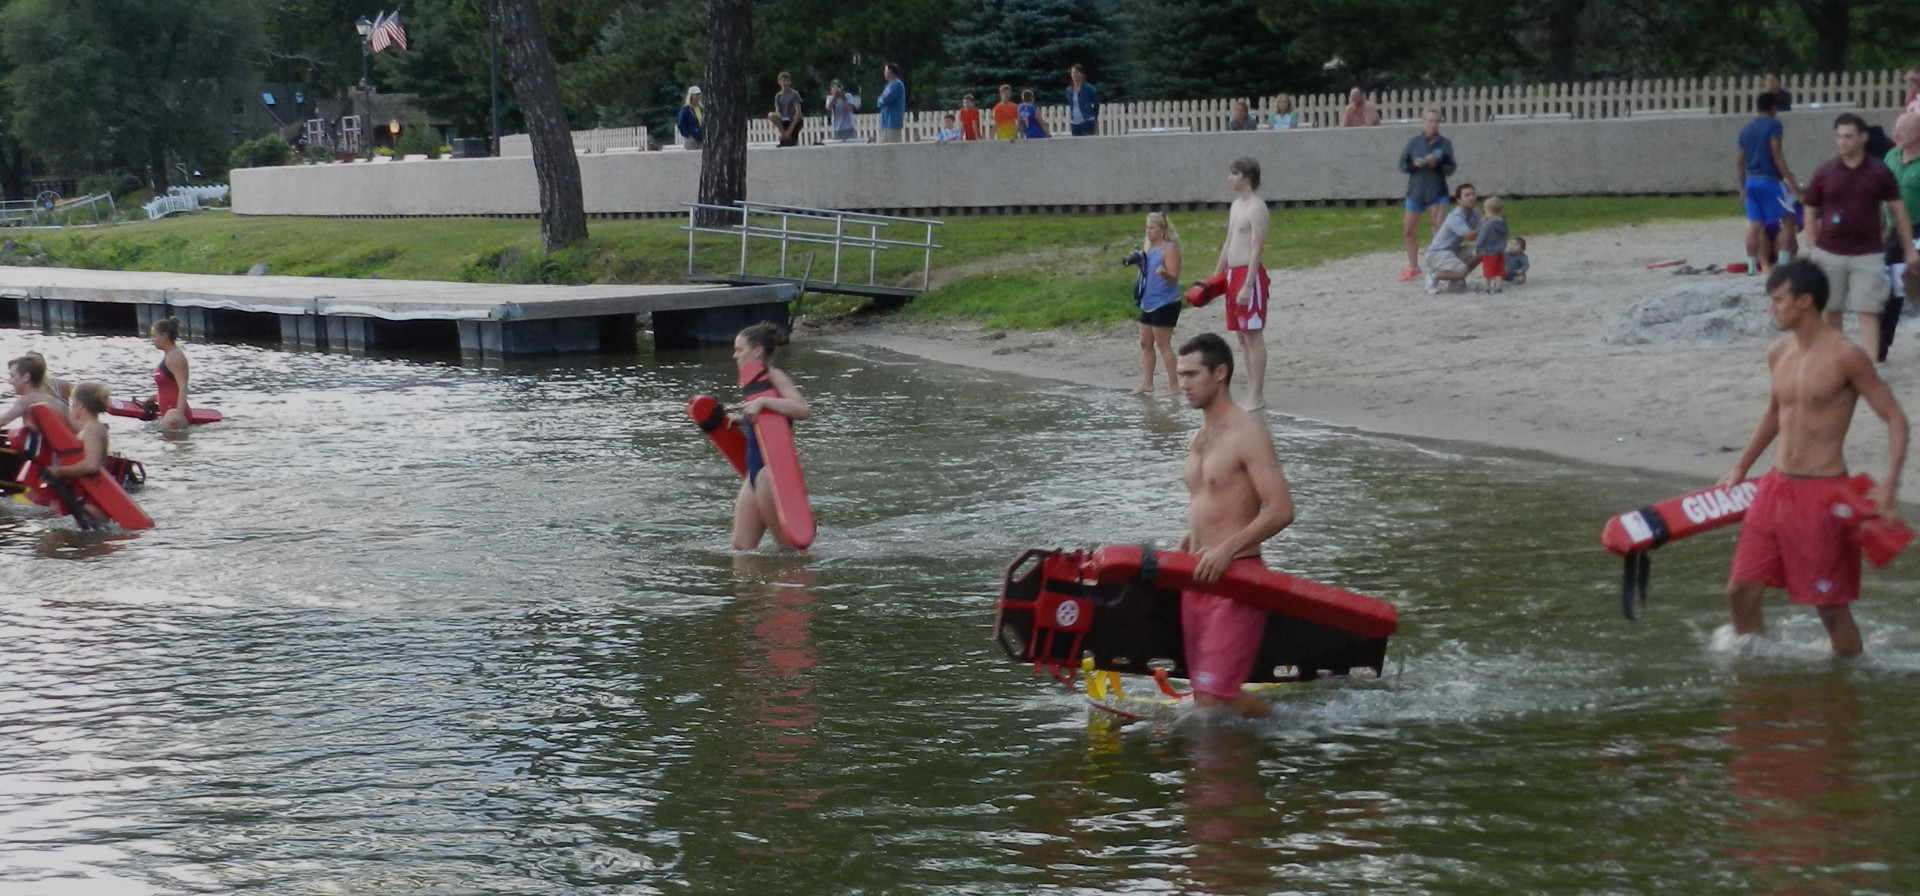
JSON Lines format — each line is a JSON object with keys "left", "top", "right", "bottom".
{"left": 517, "top": 70, "right": 1906, "bottom": 154}
{"left": 170, "top": 185, "right": 230, "bottom": 203}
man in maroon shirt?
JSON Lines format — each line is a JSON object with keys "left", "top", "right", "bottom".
{"left": 1804, "top": 113, "right": 1920, "bottom": 358}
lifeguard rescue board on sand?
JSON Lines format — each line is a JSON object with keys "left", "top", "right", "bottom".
{"left": 738, "top": 362, "right": 815, "bottom": 550}
{"left": 994, "top": 545, "right": 1397, "bottom": 721}
{"left": 106, "top": 399, "right": 224, "bottom": 425}
{"left": 1602, "top": 476, "right": 1911, "bottom": 620}
{"left": 10, "top": 404, "right": 154, "bottom": 531}
{"left": 687, "top": 394, "right": 748, "bottom": 477}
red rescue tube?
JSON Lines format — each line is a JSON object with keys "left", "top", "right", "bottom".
{"left": 1826, "top": 474, "right": 1913, "bottom": 568}
{"left": 20, "top": 404, "right": 153, "bottom": 530}
{"left": 1601, "top": 479, "right": 1760, "bottom": 556}
{"left": 1083, "top": 545, "right": 1399, "bottom": 640}
{"left": 1184, "top": 273, "right": 1227, "bottom": 307}
{"left": 739, "top": 362, "right": 816, "bottom": 550}
{"left": 687, "top": 394, "right": 748, "bottom": 477}
{"left": 106, "top": 399, "right": 224, "bottom": 425}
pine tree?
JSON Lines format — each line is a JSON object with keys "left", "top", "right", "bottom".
{"left": 1119, "top": 0, "right": 1311, "bottom": 100}
{"left": 942, "top": 0, "right": 1131, "bottom": 105}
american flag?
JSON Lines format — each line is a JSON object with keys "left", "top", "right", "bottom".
{"left": 369, "top": 11, "right": 408, "bottom": 53}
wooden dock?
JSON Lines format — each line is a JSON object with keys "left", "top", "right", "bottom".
{"left": 0, "top": 268, "right": 798, "bottom": 359}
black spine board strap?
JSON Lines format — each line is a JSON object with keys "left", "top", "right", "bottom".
{"left": 1621, "top": 505, "right": 1672, "bottom": 620}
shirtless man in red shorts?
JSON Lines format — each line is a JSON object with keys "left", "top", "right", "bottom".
{"left": 1719, "top": 259, "right": 1908, "bottom": 656}
{"left": 1209, "top": 157, "right": 1271, "bottom": 411}
{"left": 1174, "top": 333, "right": 1295, "bottom": 716}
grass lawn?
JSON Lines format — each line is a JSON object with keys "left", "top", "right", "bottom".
{"left": 9, "top": 195, "right": 1733, "bottom": 329}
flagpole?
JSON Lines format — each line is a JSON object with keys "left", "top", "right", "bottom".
{"left": 488, "top": 0, "right": 501, "bottom": 157}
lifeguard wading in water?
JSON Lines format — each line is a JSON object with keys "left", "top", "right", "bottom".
{"left": 1718, "top": 260, "right": 1908, "bottom": 656}
{"left": 1174, "top": 333, "right": 1294, "bottom": 716}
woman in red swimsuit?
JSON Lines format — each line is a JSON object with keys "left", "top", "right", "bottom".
{"left": 140, "top": 317, "right": 194, "bottom": 431}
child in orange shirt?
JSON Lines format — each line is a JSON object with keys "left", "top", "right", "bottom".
{"left": 992, "top": 84, "right": 1019, "bottom": 140}
{"left": 959, "top": 94, "right": 983, "bottom": 141}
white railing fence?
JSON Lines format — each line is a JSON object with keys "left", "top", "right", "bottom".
{"left": 508, "top": 70, "right": 1906, "bottom": 155}
{"left": 169, "top": 185, "right": 230, "bottom": 203}
{"left": 145, "top": 193, "right": 200, "bottom": 220}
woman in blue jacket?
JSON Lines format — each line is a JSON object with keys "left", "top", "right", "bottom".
{"left": 677, "top": 86, "right": 704, "bottom": 150}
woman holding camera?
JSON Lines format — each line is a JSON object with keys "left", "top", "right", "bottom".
{"left": 1131, "top": 212, "right": 1183, "bottom": 396}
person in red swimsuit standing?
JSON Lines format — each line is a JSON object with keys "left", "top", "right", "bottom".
{"left": 1719, "top": 260, "right": 1908, "bottom": 656}
{"left": 137, "top": 317, "right": 195, "bottom": 431}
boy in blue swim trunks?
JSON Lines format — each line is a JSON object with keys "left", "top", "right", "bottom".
{"left": 1737, "top": 92, "right": 1801, "bottom": 273}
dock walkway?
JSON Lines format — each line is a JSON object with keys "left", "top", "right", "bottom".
{"left": 0, "top": 268, "right": 797, "bottom": 359}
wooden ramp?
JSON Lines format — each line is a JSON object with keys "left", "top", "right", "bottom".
{"left": 0, "top": 268, "right": 799, "bottom": 358}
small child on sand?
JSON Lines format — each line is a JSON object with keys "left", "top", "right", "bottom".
{"left": 1474, "top": 196, "right": 1510, "bottom": 293}
{"left": 1504, "top": 236, "right": 1529, "bottom": 286}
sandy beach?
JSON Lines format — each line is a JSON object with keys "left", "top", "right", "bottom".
{"left": 822, "top": 217, "right": 1920, "bottom": 493}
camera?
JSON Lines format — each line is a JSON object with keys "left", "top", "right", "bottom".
{"left": 1121, "top": 249, "right": 1147, "bottom": 268}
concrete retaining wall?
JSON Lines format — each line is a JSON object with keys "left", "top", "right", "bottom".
{"left": 235, "top": 109, "right": 1886, "bottom": 218}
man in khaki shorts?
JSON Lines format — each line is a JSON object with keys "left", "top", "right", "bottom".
{"left": 1422, "top": 184, "right": 1479, "bottom": 294}
{"left": 1804, "top": 113, "right": 1919, "bottom": 356}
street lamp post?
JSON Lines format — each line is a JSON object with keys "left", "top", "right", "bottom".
{"left": 355, "top": 16, "right": 374, "bottom": 161}
{"left": 488, "top": 0, "right": 501, "bottom": 157}
{"left": 355, "top": 16, "right": 373, "bottom": 88}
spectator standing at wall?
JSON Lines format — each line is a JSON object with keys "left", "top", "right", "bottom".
{"left": 877, "top": 63, "right": 907, "bottom": 144}
{"left": 1269, "top": 94, "right": 1298, "bottom": 130}
{"left": 936, "top": 115, "right": 963, "bottom": 142}
{"left": 1903, "top": 65, "right": 1920, "bottom": 114}
{"left": 1226, "top": 100, "right": 1256, "bottom": 131}
{"left": 1738, "top": 92, "right": 1799, "bottom": 273}
{"left": 771, "top": 72, "right": 804, "bottom": 147}
{"left": 1803, "top": 113, "right": 1919, "bottom": 359}
{"left": 959, "top": 94, "right": 983, "bottom": 141}
{"left": 1882, "top": 113, "right": 1920, "bottom": 360}
{"left": 826, "top": 80, "right": 858, "bottom": 143}
{"left": 1066, "top": 64, "right": 1100, "bottom": 136}
{"left": 992, "top": 85, "right": 1020, "bottom": 140}
{"left": 1763, "top": 74, "right": 1793, "bottom": 112}
{"left": 1018, "top": 90, "right": 1050, "bottom": 138}
{"left": 677, "top": 86, "right": 704, "bottom": 150}
{"left": 1398, "top": 110, "right": 1455, "bottom": 282}
{"left": 1342, "top": 87, "right": 1381, "bottom": 127}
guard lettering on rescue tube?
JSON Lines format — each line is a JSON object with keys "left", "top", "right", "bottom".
{"left": 1680, "top": 481, "right": 1758, "bottom": 525}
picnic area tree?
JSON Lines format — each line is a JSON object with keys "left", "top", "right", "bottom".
{"left": 697, "top": 0, "right": 750, "bottom": 227}
{"left": 0, "top": 0, "right": 263, "bottom": 189}
{"left": 500, "top": 0, "right": 587, "bottom": 250}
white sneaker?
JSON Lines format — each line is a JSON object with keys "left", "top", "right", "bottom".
{"left": 1424, "top": 272, "right": 1440, "bottom": 294}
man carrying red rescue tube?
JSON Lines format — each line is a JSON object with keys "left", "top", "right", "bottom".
{"left": 1719, "top": 260, "right": 1908, "bottom": 656}
{"left": 1210, "top": 157, "right": 1272, "bottom": 411}
{"left": 1175, "top": 333, "right": 1295, "bottom": 717}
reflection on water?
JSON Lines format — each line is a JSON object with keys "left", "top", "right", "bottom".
{"left": 2, "top": 328, "right": 1920, "bottom": 892}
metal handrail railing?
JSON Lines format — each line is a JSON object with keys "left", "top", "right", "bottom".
{"left": 682, "top": 200, "right": 943, "bottom": 294}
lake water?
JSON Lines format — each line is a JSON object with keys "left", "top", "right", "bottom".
{"left": 3, "top": 330, "right": 1918, "bottom": 895}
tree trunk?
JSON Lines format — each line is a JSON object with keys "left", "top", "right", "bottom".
{"left": 697, "top": 0, "right": 750, "bottom": 229}
{"left": 150, "top": 140, "right": 172, "bottom": 192}
{"left": 500, "top": 0, "right": 588, "bottom": 251}
{"left": 1544, "top": 0, "right": 1585, "bottom": 83}
{"left": 1798, "top": 0, "right": 1850, "bottom": 71}
{"left": 0, "top": 137, "right": 26, "bottom": 202}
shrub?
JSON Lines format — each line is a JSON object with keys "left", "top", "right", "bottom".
{"left": 229, "top": 136, "right": 292, "bottom": 169}
{"left": 77, "top": 174, "right": 144, "bottom": 199}
{"left": 303, "top": 144, "right": 337, "bottom": 164}
{"left": 374, "top": 146, "right": 396, "bottom": 158}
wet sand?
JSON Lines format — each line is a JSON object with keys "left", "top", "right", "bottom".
{"left": 824, "top": 218, "right": 1920, "bottom": 494}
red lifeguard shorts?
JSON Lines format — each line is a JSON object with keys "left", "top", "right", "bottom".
{"left": 1225, "top": 265, "right": 1270, "bottom": 332}
{"left": 1480, "top": 253, "right": 1506, "bottom": 279}
{"left": 1729, "top": 470, "right": 1860, "bottom": 606}
{"left": 1181, "top": 556, "right": 1271, "bottom": 700}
